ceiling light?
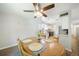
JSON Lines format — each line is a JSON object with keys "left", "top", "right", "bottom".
{"left": 34, "top": 11, "right": 42, "bottom": 17}
{"left": 37, "top": 11, "right": 42, "bottom": 16}
{"left": 40, "top": 9, "right": 43, "bottom": 12}
{"left": 36, "top": 6, "right": 39, "bottom": 11}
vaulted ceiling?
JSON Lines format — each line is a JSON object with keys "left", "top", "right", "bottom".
{"left": 0, "top": 3, "right": 79, "bottom": 20}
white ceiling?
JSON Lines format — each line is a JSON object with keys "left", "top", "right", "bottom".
{"left": 0, "top": 3, "right": 79, "bottom": 20}
{"left": 46, "top": 3, "right": 79, "bottom": 16}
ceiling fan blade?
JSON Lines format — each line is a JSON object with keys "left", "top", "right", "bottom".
{"left": 43, "top": 4, "right": 55, "bottom": 11}
{"left": 33, "top": 3, "right": 41, "bottom": 11}
{"left": 34, "top": 12, "right": 47, "bottom": 18}
{"left": 34, "top": 16, "right": 37, "bottom": 18}
{"left": 38, "top": 3, "right": 41, "bottom": 11}
{"left": 24, "top": 10, "right": 34, "bottom": 12}
{"left": 41, "top": 12, "right": 47, "bottom": 17}
{"left": 33, "top": 3, "right": 38, "bottom": 11}
{"left": 33, "top": 3, "right": 37, "bottom": 6}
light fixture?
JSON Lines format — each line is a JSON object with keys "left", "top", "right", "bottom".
{"left": 40, "top": 9, "right": 43, "bottom": 12}
{"left": 34, "top": 11, "right": 42, "bottom": 17}
{"left": 37, "top": 11, "right": 42, "bottom": 16}
{"left": 36, "top": 6, "right": 39, "bottom": 11}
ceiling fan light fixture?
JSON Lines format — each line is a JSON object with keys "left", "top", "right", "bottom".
{"left": 34, "top": 11, "right": 42, "bottom": 17}
{"left": 34, "top": 12, "right": 37, "bottom": 16}
{"left": 40, "top": 9, "right": 43, "bottom": 12}
{"left": 37, "top": 11, "right": 42, "bottom": 16}
{"left": 36, "top": 6, "right": 39, "bottom": 11}
{"left": 34, "top": 11, "right": 43, "bottom": 18}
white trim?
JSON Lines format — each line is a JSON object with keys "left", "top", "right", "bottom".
{"left": 0, "top": 43, "right": 17, "bottom": 50}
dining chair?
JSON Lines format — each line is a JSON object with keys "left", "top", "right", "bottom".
{"left": 49, "top": 36, "right": 59, "bottom": 43}
{"left": 40, "top": 43, "right": 65, "bottom": 56}
{"left": 17, "top": 39, "right": 32, "bottom": 56}
{"left": 40, "top": 36, "right": 66, "bottom": 56}
{"left": 26, "top": 36, "right": 38, "bottom": 43}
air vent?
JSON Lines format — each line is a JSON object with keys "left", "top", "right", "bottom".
{"left": 60, "top": 12, "right": 68, "bottom": 17}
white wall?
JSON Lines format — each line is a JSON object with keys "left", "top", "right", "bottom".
{"left": 58, "top": 6, "right": 79, "bottom": 50}
{"left": 0, "top": 12, "right": 39, "bottom": 50}
{"left": 58, "top": 15, "right": 72, "bottom": 50}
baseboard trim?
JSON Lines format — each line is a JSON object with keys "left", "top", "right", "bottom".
{"left": 0, "top": 43, "right": 17, "bottom": 50}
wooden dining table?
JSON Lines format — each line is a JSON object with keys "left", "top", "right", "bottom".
{"left": 22, "top": 37, "right": 65, "bottom": 56}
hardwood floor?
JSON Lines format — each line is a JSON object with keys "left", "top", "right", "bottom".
{"left": 0, "top": 46, "right": 20, "bottom": 56}
{"left": 0, "top": 45, "right": 72, "bottom": 56}
{"left": 72, "top": 35, "right": 79, "bottom": 56}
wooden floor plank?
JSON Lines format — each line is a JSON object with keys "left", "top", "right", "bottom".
{"left": 0, "top": 46, "right": 20, "bottom": 56}
{"left": 0, "top": 46, "right": 71, "bottom": 56}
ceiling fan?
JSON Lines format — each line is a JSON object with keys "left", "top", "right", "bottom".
{"left": 24, "top": 3, "right": 55, "bottom": 18}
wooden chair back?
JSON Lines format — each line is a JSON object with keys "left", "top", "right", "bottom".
{"left": 49, "top": 36, "right": 59, "bottom": 43}
{"left": 17, "top": 38, "right": 32, "bottom": 56}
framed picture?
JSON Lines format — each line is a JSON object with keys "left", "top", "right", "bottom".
{"left": 61, "top": 29, "right": 68, "bottom": 35}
